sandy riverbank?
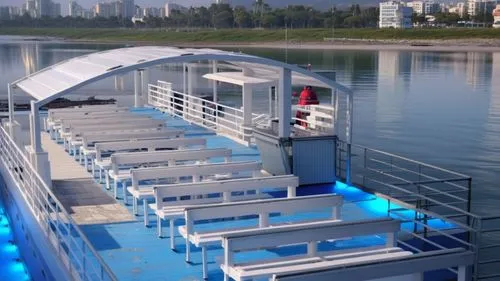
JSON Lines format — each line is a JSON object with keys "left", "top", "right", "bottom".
{"left": 172, "top": 39, "right": 500, "bottom": 52}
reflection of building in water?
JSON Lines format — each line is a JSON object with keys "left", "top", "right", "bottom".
{"left": 410, "top": 52, "right": 442, "bottom": 73}
{"left": 466, "top": 52, "right": 492, "bottom": 89}
{"left": 375, "top": 51, "right": 409, "bottom": 137}
{"left": 21, "top": 43, "right": 41, "bottom": 76}
{"left": 488, "top": 52, "right": 500, "bottom": 126}
{"left": 378, "top": 50, "right": 412, "bottom": 87}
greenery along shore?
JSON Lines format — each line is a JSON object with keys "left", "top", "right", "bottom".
{"left": 2, "top": 28, "right": 500, "bottom": 43}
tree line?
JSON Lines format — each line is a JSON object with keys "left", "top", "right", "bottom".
{"left": 0, "top": 3, "right": 379, "bottom": 29}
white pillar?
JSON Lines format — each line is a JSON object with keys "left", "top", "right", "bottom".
{"left": 187, "top": 65, "right": 193, "bottom": 96}
{"left": 268, "top": 87, "right": 273, "bottom": 118}
{"left": 183, "top": 63, "right": 187, "bottom": 94}
{"left": 212, "top": 60, "right": 218, "bottom": 103}
{"left": 242, "top": 84, "right": 253, "bottom": 126}
{"left": 186, "top": 65, "right": 194, "bottom": 118}
{"left": 30, "top": 100, "right": 41, "bottom": 153}
{"left": 141, "top": 69, "right": 149, "bottom": 106}
{"left": 134, "top": 70, "right": 142, "bottom": 108}
{"left": 242, "top": 84, "right": 253, "bottom": 144}
{"left": 278, "top": 68, "right": 292, "bottom": 138}
{"left": 345, "top": 91, "right": 353, "bottom": 185}
{"left": 332, "top": 88, "right": 339, "bottom": 135}
{"left": 7, "top": 83, "right": 14, "bottom": 136}
{"left": 275, "top": 85, "right": 279, "bottom": 120}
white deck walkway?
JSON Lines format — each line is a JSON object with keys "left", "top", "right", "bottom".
{"left": 42, "top": 133, "right": 134, "bottom": 225}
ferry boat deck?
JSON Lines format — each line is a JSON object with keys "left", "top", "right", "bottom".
{"left": 0, "top": 46, "right": 498, "bottom": 281}
{"left": 39, "top": 107, "right": 454, "bottom": 281}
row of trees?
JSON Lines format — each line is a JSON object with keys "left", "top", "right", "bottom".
{"left": 413, "top": 12, "right": 495, "bottom": 25}
{"left": 0, "top": 3, "right": 380, "bottom": 29}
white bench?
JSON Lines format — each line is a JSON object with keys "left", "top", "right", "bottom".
{"left": 129, "top": 160, "right": 262, "bottom": 224}
{"left": 65, "top": 119, "right": 166, "bottom": 154}
{"left": 47, "top": 108, "right": 129, "bottom": 137}
{"left": 108, "top": 148, "right": 232, "bottom": 199}
{"left": 60, "top": 115, "right": 150, "bottom": 134}
{"left": 153, "top": 175, "right": 299, "bottom": 246}
{"left": 48, "top": 104, "right": 120, "bottom": 114}
{"left": 93, "top": 137, "right": 207, "bottom": 179}
{"left": 272, "top": 247, "right": 473, "bottom": 281}
{"left": 220, "top": 218, "right": 408, "bottom": 281}
{"left": 59, "top": 115, "right": 151, "bottom": 149}
{"left": 81, "top": 129, "right": 185, "bottom": 175}
{"left": 181, "top": 194, "right": 343, "bottom": 279}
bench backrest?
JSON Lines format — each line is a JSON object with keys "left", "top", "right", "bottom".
{"left": 54, "top": 112, "right": 133, "bottom": 123}
{"left": 70, "top": 119, "right": 165, "bottom": 137}
{"left": 50, "top": 107, "right": 128, "bottom": 120}
{"left": 61, "top": 116, "right": 150, "bottom": 131}
{"left": 222, "top": 218, "right": 400, "bottom": 254}
{"left": 111, "top": 148, "right": 232, "bottom": 175}
{"left": 48, "top": 104, "right": 119, "bottom": 114}
{"left": 185, "top": 194, "right": 343, "bottom": 234}
{"left": 154, "top": 175, "right": 299, "bottom": 209}
{"left": 82, "top": 129, "right": 184, "bottom": 149}
{"left": 131, "top": 161, "right": 262, "bottom": 191}
{"left": 94, "top": 138, "right": 206, "bottom": 161}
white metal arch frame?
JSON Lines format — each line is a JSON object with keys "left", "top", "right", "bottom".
{"left": 9, "top": 46, "right": 354, "bottom": 184}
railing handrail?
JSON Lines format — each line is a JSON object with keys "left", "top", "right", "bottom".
{"left": 0, "top": 125, "right": 117, "bottom": 281}
{"left": 351, "top": 143, "right": 472, "bottom": 180}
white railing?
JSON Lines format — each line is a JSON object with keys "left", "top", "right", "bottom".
{"left": 0, "top": 125, "right": 117, "bottom": 281}
{"left": 149, "top": 81, "right": 269, "bottom": 144}
{"left": 292, "top": 104, "right": 335, "bottom": 134}
{"left": 149, "top": 81, "right": 337, "bottom": 142}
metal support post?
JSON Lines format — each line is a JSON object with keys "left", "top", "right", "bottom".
{"left": 278, "top": 68, "right": 292, "bottom": 138}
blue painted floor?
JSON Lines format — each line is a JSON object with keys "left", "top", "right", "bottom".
{"left": 0, "top": 202, "right": 31, "bottom": 281}
{"left": 57, "top": 108, "right": 456, "bottom": 281}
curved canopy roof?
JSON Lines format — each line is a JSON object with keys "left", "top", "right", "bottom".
{"left": 12, "top": 46, "right": 351, "bottom": 106}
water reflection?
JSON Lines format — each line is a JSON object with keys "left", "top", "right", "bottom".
{"left": 0, "top": 37, "right": 499, "bottom": 209}
{"left": 20, "top": 43, "right": 41, "bottom": 75}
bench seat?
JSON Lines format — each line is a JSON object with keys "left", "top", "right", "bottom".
{"left": 180, "top": 218, "right": 342, "bottom": 248}
{"left": 225, "top": 247, "right": 412, "bottom": 280}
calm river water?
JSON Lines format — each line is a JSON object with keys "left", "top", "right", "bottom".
{"left": 0, "top": 35, "right": 499, "bottom": 215}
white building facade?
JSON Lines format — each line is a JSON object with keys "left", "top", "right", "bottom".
{"left": 379, "top": 1, "right": 413, "bottom": 29}
{"left": 468, "top": 0, "right": 496, "bottom": 17}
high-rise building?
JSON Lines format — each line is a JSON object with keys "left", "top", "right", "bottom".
{"left": 143, "top": 7, "right": 161, "bottom": 17}
{"left": 449, "top": 2, "right": 467, "bottom": 17}
{"left": 24, "top": 0, "right": 37, "bottom": 17}
{"left": 164, "top": 3, "right": 187, "bottom": 17}
{"left": 215, "top": 0, "right": 229, "bottom": 4}
{"left": 49, "top": 1, "right": 60, "bottom": 17}
{"left": 0, "top": 7, "right": 10, "bottom": 19}
{"left": 69, "top": 0, "right": 81, "bottom": 17}
{"left": 468, "top": 0, "right": 496, "bottom": 17}
{"left": 379, "top": 1, "right": 413, "bottom": 29}
{"left": 95, "top": 2, "right": 112, "bottom": 17}
{"left": 423, "top": 1, "right": 440, "bottom": 14}
{"left": 121, "top": 0, "right": 135, "bottom": 18}
{"left": 407, "top": 1, "right": 423, "bottom": 14}
{"left": 35, "top": 0, "right": 51, "bottom": 17}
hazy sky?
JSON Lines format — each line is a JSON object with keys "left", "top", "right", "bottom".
{"left": 2, "top": 0, "right": 213, "bottom": 9}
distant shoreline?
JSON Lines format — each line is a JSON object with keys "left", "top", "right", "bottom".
{"left": 174, "top": 40, "right": 500, "bottom": 52}
{"left": 72, "top": 38, "right": 500, "bottom": 52}
{"left": 2, "top": 28, "right": 500, "bottom": 52}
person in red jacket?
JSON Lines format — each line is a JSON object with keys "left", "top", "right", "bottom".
{"left": 296, "top": 86, "right": 319, "bottom": 127}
